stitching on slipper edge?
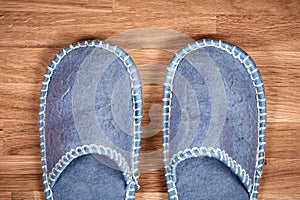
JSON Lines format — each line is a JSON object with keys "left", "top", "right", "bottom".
{"left": 48, "top": 144, "right": 131, "bottom": 188}
{"left": 169, "top": 147, "right": 253, "bottom": 194}
{"left": 39, "top": 40, "right": 143, "bottom": 200}
{"left": 162, "top": 39, "right": 266, "bottom": 200}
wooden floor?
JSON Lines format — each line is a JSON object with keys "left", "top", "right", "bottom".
{"left": 0, "top": 0, "right": 300, "bottom": 199}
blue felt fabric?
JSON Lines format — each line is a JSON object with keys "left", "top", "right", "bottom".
{"left": 175, "top": 157, "right": 249, "bottom": 200}
{"left": 44, "top": 45, "right": 134, "bottom": 198}
{"left": 52, "top": 155, "right": 126, "bottom": 200}
{"left": 169, "top": 46, "right": 258, "bottom": 199}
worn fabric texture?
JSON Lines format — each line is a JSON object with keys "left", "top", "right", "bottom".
{"left": 52, "top": 155, "right": 126, "bottom": 199}
{"left": 169, "top": 46, "right": 258, "bottom": 199}
{"left": 45, "top": 46, "right": 134, "bottom": 198}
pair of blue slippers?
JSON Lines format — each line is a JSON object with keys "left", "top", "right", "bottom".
{"left": 39, "top": 39, "right": 266, "bottom": 200}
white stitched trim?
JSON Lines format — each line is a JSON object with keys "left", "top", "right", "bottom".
{"left": 162, "top": 39, "right": 266, "bottom": 199}
{"left": 48, "top": 144, "right": 131, "bottom": 187}
{"left": 40, "top": 41, "right": 142, "bottom": 200}
{"left": 169, "top": 147, "right": 253, "bottom": 193}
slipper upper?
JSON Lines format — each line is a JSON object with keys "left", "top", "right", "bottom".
{"left": 162, "top": 39, "right": 266, "bottom": 200}
{"left": 40, "top": 40, "right": 142, "bottom": 199}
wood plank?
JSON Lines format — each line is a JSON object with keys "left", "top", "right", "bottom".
{"left": 0, "top": 128, "right": 3, "bottom": 155}
{"left": 266, "top": 86, "right": 300, "bottom": 123}
{"left": 249, "top": 51, "right": 300, "bottom": 87}
{"left": 0, "top": 156, "right": 41, "bottom": 175}
{"left": 0, "top": 48, "right": 56, "bottom": 84}
{"left": 138, "top": 169, "right": 167, "bottom": 193}
{"left": 3, "top": 131, "right": 40, "bottom": 156}
{"left": 0, "top": 192, "right": 11, "bottom": 200}
{"left": 114, "top": 0, "right": 300, "bottom": 16}
{"left": 0, "top": 0, "right": 112, "bottom": 13}
{"left": 12, "top": 191, "right": 44, "bottom": 200}
{"left": 0, "top": 174, "right": 43, "bottom": 192}
{"left": 0, "top": 11, "right": 216, "bottom": 48}
{"left": 136, "top": 192, "right": 168, "bottom": 200}
{"left": 130, "top": 49, "right": 172, "bottom": 66}
{"left": 265, "top": 123, "right": 300, "bottom": 159}
{"left": 260, "top": 158, "right": 300, "bottom": 197}
{"left": 260, "top": 193, "right": 300, "bottom": 200}
{"left": 0, "top": 84, "right": 40, "bottom": 120}
{"left": 217, "top": 14, "right": 300, "bottom": 51}
{"left": 1, "top": 119, "right": 39, "bottom": 156}
{"left": 214, "top": 0, "right": 300, "bottom": 16}
{"left": 2, "top": 0, "right": 299, "bottom": 16}
{"left": 0, "top": 11, "right": 112, "bottom": 48}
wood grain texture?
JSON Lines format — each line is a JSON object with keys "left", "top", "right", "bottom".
{"left": 0, "top": 0, "right": 300, "bottom": 199}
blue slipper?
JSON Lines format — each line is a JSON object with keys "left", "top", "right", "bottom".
{"left": 162, "top": 39, "right": 266, "bottom": 199}
{"left": 39, "top": 40, "right": 142, "bottom": 199}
